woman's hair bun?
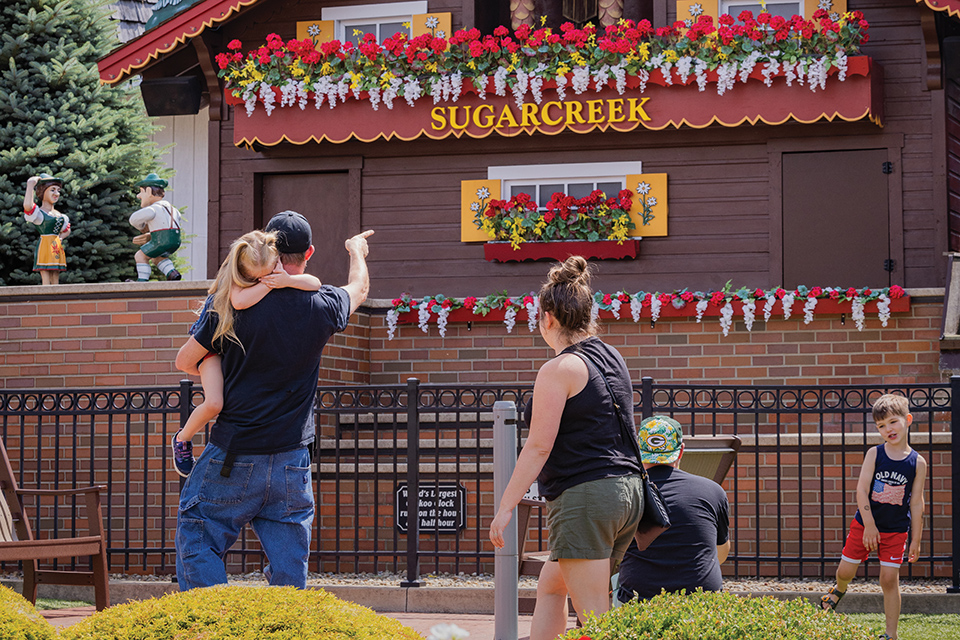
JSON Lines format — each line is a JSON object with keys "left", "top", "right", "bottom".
{"left": 550, "top": 255, "right": 591, "bottom": 285}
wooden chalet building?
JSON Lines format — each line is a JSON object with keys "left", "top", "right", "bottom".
{"left": 93, "top": 0, "right": 960, "bottom": 390}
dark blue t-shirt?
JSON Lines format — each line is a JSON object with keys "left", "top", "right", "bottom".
{"left": 854, "top": 445, "right": 918, "bottom": 533}
{"left": 191, "top": 285, "right": 350, "bottom": 455}
{"left": 618, "top": 466, "right": 729, "bottom": 601}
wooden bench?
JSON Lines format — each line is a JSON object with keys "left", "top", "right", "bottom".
{"left": 516, "top": 435, "right": 741, "bottom": 613}
{"left": 0, "top": 439, "right": 110, "bottom": 610}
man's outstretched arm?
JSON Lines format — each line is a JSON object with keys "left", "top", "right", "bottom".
{"left": 342, "top": 230, "right": 374, "bottom": 314}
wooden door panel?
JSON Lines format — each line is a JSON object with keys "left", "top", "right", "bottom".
{"left": 262, "top": 172, "right": 353, "bottom": 286}
{"left": 782, "top": 149, "right": 889, "bottom": 288}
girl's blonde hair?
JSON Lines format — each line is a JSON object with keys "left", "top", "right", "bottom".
{"left": 208, "top": 230, "right": 278, "bottom": 348}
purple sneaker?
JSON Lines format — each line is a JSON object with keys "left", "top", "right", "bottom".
{"left": 171, "top": 432, "right": 194, "bottom": 478}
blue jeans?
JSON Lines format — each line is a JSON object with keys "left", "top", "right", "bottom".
{"left": 175, "top": 443, "right": 314, "bottom": 590}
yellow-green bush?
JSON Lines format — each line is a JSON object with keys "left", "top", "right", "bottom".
{"left": 59, "top": 585, "right": 425, "bottom": 640}
{"left": 563, "top": 590, "right": 877, "bottom": 640}
{"left": 0, "top": 584, "right": 58, "bottom": 640}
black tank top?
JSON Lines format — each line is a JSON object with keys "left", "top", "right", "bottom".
{"left": 525, "top": 337, "right": 643, "bottom": 501}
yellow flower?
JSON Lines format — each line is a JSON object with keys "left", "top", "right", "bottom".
{"left": 541, "top": 15, "right": 547, "bottom": 26}
{"left": 638, "top": 42, "right": 651, "bottom": 62}
{"left": 664, "top": 50, "right": 678, "bottom": 63}
{"left": 250, "top": 70, "right": 264, "bottom": 82}
{"left": 467, "top": 60, "right": 477, "bottom": 70}
{"left": 717, "top": 51, "right": 728, "bottom": 60}
{"left": 425, "top": 61, "right": 438, "bottom": 73}
{"left": 481, "top": 218, "right": 495, "bottom": 239}
{"left": 321, "top": 62, "right": 333, "bottom": 75}
{"left": 534, "top": 216, "right": 547, "bottom": 236}
{"left": 556, "top": 64, "right": 570, "bottom": 75}
{"left": 290, "top": 64, "right": 305, "bottom": 77}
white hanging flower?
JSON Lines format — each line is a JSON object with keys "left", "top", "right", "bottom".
{"left": 590, "top": 302, "right": 601, "bottom": 324}
{"left": 835, "top": 51, "right": 848, "bottom": 82}
{"left": 382, "top": 76, "right": 402, "bottom": 109}
{"left": 738, "top": 51, "right": 762, "bottom": 84}
{"left": 650, "top": 296, "right": 663, "bottom": 324}
{"left": 803, "top": 296, "right": 818, "bottom": 324}
{"left": 418, "top": 299, "right": 431, "bottom": 334}
{"left": 783, "top": 60, "right": 796, "bottom": 87}
{"left": 571, "top": 66, "right": 591, "bottom": 94}
{"left": 427, "top": 623, "right": 470, "bottom": 640}
{"left": 631, "top": 295, "right": 643, "bottom": 323}
{"left": 242, "top": 87, "right": 258, "bottom": 116}
{"left": 259, "top": 82, "right": 276, "bottom": 115}
{"left": 367, "top": 87, "right": 381, "bottom": 110}
{"left": 808, "top": 56, "right": 829, "bottom": 92}
{"left": 473, "top": 75, "right": 488, "bottom": 100}
{"left": 612, "top": 62, "right": 628, "bottom": 94}
{"left": 530, "top": 67, "right": 546, "bottom": 104}
{"left": 742, "top": 297, "right": 756, "bottom": 332}
{"left": 719, "top": 301, "right": 735, "bottom": 337}
{"left": 525, "top": 296, "right": 540, "bottom": 332}
{"left": 450, "top": 71, "right": 463, "bottom": 101}
{"left": 695, "top": 299, "right": 709, "bottom": 323}
{"left": 403, "top": 75, "right": 423, "bottom": 107}
{"left": 636, "top": 68, "right": 650, "bottom": 93}
{"left": 694, "top": 59, "right": 709, "bottom": 92}
{"left": 511, "top": 70, "right": 529, "bottom": 108}
{"left": 716, "top": 62, "right": 737, "bottom": 96}
{"left": 852, "top": 297, "right": 866, "bottom": 331}
{"left": 878, "top": 293, "right": 891, "bottom": 327}
{"left": 494, "top": 66, "right": 510, "bottom": 96}
{"left": 554, "top": 72, "right": 568, "bottom": 101}
{"left": 761, "top": 60, "right": 780, "bottom": 87}
{"left": 675, "top": 56, "right": 694, "bottom": 85}
{"left": 437, "top": 305, "right": 451, "bottom": 338}
{"left": 610, "top": 298, "right": 622, "bottom": 319}
{"left": 386, "top": 309, "right": 399, "bottom": 341}
{"left": 592, "top": 64, "right": 611, "bottom": 92}
{"left": 504, "top": 307, "right": 518, "bottom": 333}
{"left": 763, "top": 294, "right": 777, "bottom": 322}
{"left": 781, "top": 292, "right": 795, "bottom": 321}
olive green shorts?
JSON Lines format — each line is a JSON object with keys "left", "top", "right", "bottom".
{"left": 546, "top": 474, "right": 644, "bottom": 563}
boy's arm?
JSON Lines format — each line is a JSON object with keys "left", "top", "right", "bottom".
{"left": 231, "top": 283, "right": 272, "bottom": 310}
{"left": 855, "top": 447, "right": 880, "bottom": 550}
{"left": 907, "top": 455, "right": 927, "bottom": 562}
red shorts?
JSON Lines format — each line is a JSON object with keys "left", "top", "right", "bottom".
{"left": 840, "top": 519, "right": 908, "bottom": 567}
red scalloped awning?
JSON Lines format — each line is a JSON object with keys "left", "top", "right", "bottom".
{"left": 229, "top": 56, "right": 883, "bottom": 146}
{"left": 98, "top": 0, "right": 263, "bottom": 84}
{"left": 917, "top": 0, "right": 960, "bottom": 17}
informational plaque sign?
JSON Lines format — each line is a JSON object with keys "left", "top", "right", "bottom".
{"left": 396, "top": 483, "right": 466, "bottom": 534}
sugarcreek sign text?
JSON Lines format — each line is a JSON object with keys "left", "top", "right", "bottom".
{"left": 430, "top": 97, "right": 652, "bottom": 132}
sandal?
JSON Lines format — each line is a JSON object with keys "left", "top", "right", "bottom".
{"left": 878, "top": 635, "right": 895, "bottom": 640}
{"left": 819, "top": 587, "right": 845, "bottom": 611}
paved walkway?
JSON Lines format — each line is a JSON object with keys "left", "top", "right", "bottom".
{"left": 40, "top": 606, "right": 580, "bottom": 639}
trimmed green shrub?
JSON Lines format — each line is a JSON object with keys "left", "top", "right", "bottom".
{"left": 0, "top": 584, "right": 58, "bottom": 640}
{"left": 562, "top": 590, "right": 876, "bottom": 640}
{"left": 59, "top": 585, "right": 426, "bottom": 640}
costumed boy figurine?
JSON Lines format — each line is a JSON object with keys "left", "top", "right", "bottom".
{"left": 23, "top": 173, "right": 71, "bottom": 285}
{"left": 129, "top": 173, "right": 183, "bottom": 281}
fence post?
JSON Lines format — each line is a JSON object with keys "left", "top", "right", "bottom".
{"left": 401, "top": 378, "right": 422, "bottom": 588}
{"left": 950, "top": 376, "right": 960, "bottom": 593}
{"left": 179, "top": 379, "right": 193, "bottom": 431}
{"left": 493, "top": 401, "right": 519, "bottom": 640}
{"left": 641, "top": 376, "right": 653, "bottom": 420}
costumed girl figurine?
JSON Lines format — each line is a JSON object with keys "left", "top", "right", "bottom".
{"left": 23, "top": 173, "right": 71, "bottom": 285}
{"left": 129, "top": 173, "right": 183, "bottom": 281}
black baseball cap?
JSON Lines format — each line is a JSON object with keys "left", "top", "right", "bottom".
{"left": 265, "top": 210, "right": 312, "bottom": 253}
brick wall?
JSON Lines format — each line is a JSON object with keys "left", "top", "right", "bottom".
{"left": 368, "top": 298, "right": 946, "bottom": 385}
{"left": 0, "top": 282, "right": 370, "bottom": 389}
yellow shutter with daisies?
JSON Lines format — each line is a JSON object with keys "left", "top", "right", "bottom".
{"left": 462, "top": 180, "right": 501, "bottom": 242}
{"left": 677, "top": 0, "right": 719, "bottom": 22}
{"left": 297, "top": 20, "right": 334, "bottom": 44}
{"left": 411, "top": 13, "right": 452, "bottom": 38}
{"left": 626, "top": 174, "right": 668, "bottom": 237}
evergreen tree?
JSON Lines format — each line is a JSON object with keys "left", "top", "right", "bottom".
{"left": 0, "top": 0, "right": 162, "bottom": 285}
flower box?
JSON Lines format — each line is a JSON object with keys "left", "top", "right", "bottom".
{"left": 484, "top": 240, "right": 641, "bottom": 263}
{"left": 393, "top": 295, "right": 910, "bottom": 324}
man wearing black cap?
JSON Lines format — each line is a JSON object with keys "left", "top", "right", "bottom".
{"left": 173, "top": 211, "right": 373, "bottom": 591}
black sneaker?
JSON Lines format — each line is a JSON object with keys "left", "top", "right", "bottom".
{"left": 171, "top": 432, "right": 194, "bottom": 477}
{"left": 166, "top": 269, "right": 182, "bottom": 281}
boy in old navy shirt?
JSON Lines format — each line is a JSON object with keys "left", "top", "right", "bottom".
{"left": 821, "top": 394, "right": 927, "bottom": 640}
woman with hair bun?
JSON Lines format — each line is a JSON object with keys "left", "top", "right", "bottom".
{"left": 489, "top": 256, "right": 644, "bottom": 638}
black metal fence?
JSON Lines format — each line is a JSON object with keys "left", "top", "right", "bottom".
{"left": 1, "top": 378, "right": 956, "bottom": 590}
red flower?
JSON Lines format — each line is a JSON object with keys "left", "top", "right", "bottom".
{"left": 618, "top": 292, "right": 630, "bottom": 303}
{"left": 441, "top": 299, "right": 452, "bottom": 309}
{"left": 493, "top": 25, "right": 509, "bottom": 37}
{"left": 829, "top": 289, "right": 840, "bottom": 299}
{"left": 658, "top": 293, "right": 674, "bottom": 304}
{"left": 846, "top": 287, "right": 857, "bottom": 298}
{"left": 215, "top": 53, "right": 231, "bottom": 69}
{"left": 863, "top": 288, "right": 872, "bottom": 297}
{"left": 603, "top": 294, "right": 613, "bottom": 305}
{"left": 710, "top": 291, "right": 725, "bottom": 306}
{"left": 523, "top": 295, "right": 535, "bottom": 306}
{"left": 775, "top": 288, "right": 786, "bottom": 299}
{"left": 463, "top": 297, "right": 477, "bottom": 309}
{"left": 889, "top": 285, "right": 905, "bottom": 299}
{"left": 641, "top": 293, "right": 652, "bottom": 307}
{"left": 754, "top": 288, "right": 765, "bottom": 298}
{"left": 392, "top": 298, "right": 403, "bottom": 307}
{"left": 228, "top": 39, "right": 243, "bottom": 50}
{"left": 681, "top": 291, "right": 695, "bottom": 302}
{"left": 809, "top": 286, "right": 823, "bottom": 297}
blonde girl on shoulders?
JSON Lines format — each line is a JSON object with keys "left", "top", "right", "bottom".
{"left": 170, "top": 229, "right": 322, "bottom": 477}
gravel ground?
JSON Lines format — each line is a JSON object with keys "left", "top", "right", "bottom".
{"left": 4, "top": 572, "right": 952, "bottom": 594}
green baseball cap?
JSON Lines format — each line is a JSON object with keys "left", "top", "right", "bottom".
{"left": 135, "top": 173, "right": 168, "bottom": 189}
{"left": 637, "top": 415, "right": 684, "bottom": 464}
